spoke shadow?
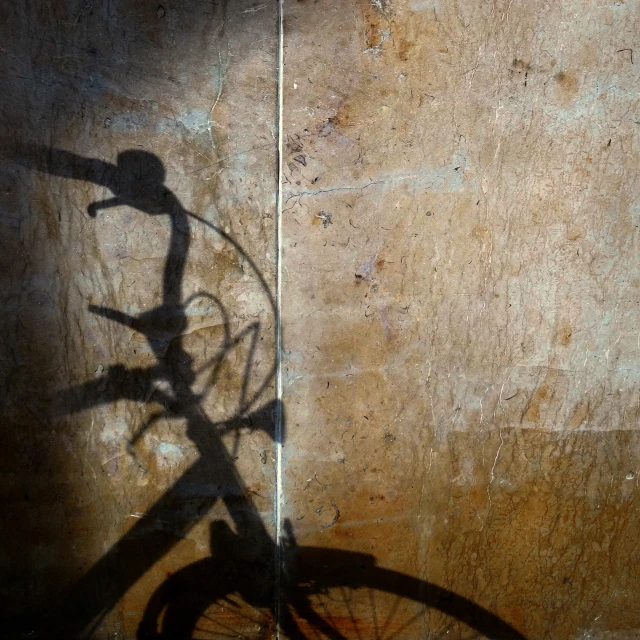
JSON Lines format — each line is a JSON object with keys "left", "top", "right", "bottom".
{"left": 136, "top": 518, "right": 526, "bottom": 640}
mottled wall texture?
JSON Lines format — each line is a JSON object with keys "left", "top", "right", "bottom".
{"left": 1, "top": 1, "right": 639, "bottom": 639}
{"left": 1, "top": 1, "right": 278, "bottom": 637}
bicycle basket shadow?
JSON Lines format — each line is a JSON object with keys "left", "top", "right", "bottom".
{"left": 84, "top": 289, "right": 281, "bottom": 451}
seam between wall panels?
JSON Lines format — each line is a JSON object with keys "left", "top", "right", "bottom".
{"left": 274, "top": 0, "right": 285, "bottom": 636}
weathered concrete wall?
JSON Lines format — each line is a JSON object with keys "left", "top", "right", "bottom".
{"left": 281, "top": 0, "right": 640, "bottom": 638}
{"left": 1, "top": 0, "right": 640, "bottom": 638}
{"left": 1, "top": 1, "right": 278, "bottom": 637}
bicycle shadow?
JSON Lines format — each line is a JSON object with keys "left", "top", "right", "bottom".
{"left": 16, "top": 144, "right": 280, "bottom": 637}
{"left": 18, "top": 146, "right": 525, "bottom": 639}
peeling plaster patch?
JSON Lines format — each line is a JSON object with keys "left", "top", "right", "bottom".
{"left": 201, "top": 205, "right": 222, "bottom": 228}
{"left": 107, "top": 112, "right": 146, "bottom": 132}
{"left": 107, "top": 109, "right": 211, "bottom": 134}
{"left": 156, "top": 109, "right": 211, "bottom": 134}
{"left": 177, "top": 109, "right": 211, "bottom": 132}
{"left": 100, "top": 418, "right": 129, "bottom": 445}
{"left": 427, "top": 366, "right": 640, "bottom": 433}
{"left": 357, "top": 255, "right": 378, "bottom": 281}
{"left": 364, "top": 29, "right": 391, "bottom": 56}
{"left": 409, "top": 0, "right": 440, "bottom": 10}
{"left": 284, "top": 153, "right": 467, "bottom": 199}
{"left": 541, "top": 80, "right": 638, "bottom": 134}
{"left": 154, "top": 441, "right": 185, "bottom": 468}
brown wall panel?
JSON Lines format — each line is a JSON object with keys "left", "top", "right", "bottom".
{"left": 281, "top": 1, "right": 640, "bottom": 638}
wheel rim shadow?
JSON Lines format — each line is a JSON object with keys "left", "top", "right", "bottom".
{"left": 136, "top": 520, "right": 526, "bottom": 640}
{"left": 285, "top": 544, "right": 526, "bottom": 640}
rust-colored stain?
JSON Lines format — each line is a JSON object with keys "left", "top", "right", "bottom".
{"left": 566, "top": 225, "right": 583, "bottom": 241}
{"left": 569, "top": 402, "right": 589, "bottom": 429}
{"left": 553, "top": 70, "right": 579, "bottom": 103}
{"left": 523, "top": 383, "right": 550, "bottom": 423}
{"left": 512, "top": 58, "right": 532, "bottom": 71}
{"left": 398, "top": 38, "right": 414, "bottom": 61}
{"left": 362, "top": 3, "right": 387, "bottom": 50}
{"left": 557, "top": 320, "right": 573, "bottom": 346}
{"left": 472, "top": 224, "right": 490, "bottom": 243}
{"left": 329, "top": 101, "right": 353, "bottom": 129}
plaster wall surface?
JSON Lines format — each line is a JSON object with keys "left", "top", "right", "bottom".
{"left": 1, "top": 1, "right": 639, "bottom": 638}
{"left": 281, "top": 1, "right": 640, "bottom": 637}
{"left": 0, "top": 1, "right": 278, "bottom": 636}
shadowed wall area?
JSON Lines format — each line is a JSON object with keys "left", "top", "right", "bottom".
{"left": 2, "top": 1, "right": 640, "bottom": 639}
{"left": 0, "top": 1, "right": 279, "bottom": 636}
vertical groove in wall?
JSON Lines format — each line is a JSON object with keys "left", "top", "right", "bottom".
{"left": 274, "top": 0, "right": 285, "bottom": 635}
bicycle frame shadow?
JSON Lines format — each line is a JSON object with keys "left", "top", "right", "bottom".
{"left": 17, "top": 145, "right": 525, "bottom": 639}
